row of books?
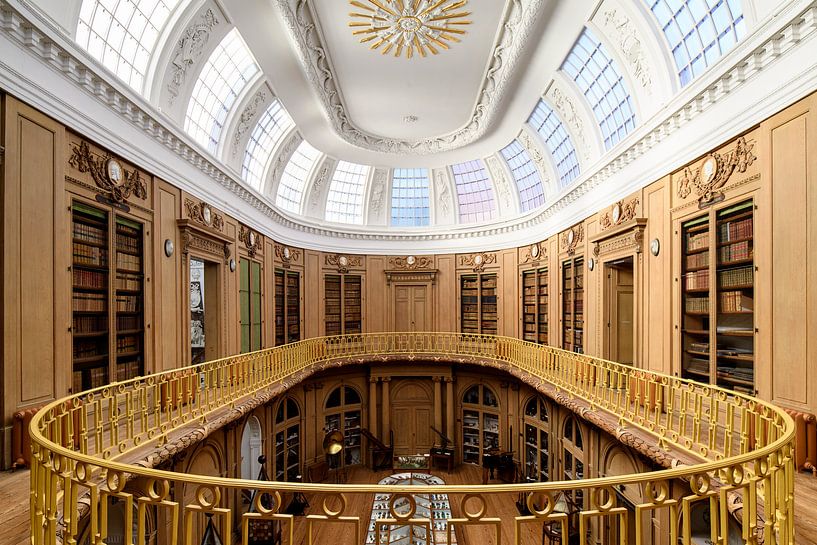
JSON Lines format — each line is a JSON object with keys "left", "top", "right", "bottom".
{"left": 687, "top": 231, "right": 709, "bottom": 251}
{"left": 720, "top": 291, "right": 753, "bottom": 312}
{"left": 116, "top": 273, "right": 141, "bottom": 291}
{"left": 116, "top": 252, "right": 141, "bottom": 272}
{"left": 73, "top": 222, "right": 106, "bottom": 245}
{"left": 74, "top": 315, "right": 106, "bottom": 333}
{"left": 719, "top": 240, "right": 752, "bottom": 263}
{"left": 73, "top": 269, "right": 106, "bottom": 289}
{"left": 115, "top": 233, "right": 139, "bottom": 253}
{"left": 685, "top": 296, "right": 709, "bottom": 313}
{"left": 73, "top": 292, "right": 106, "bottom": 312}
{"left": 78, "top": 367, "right": 108, "bottom": 391}
{"left": 717, "top": 366, "right": 753, "bottom": 382}
{"left": 689, "top": 341, "right": 709, "bottom": 353}
{"left": 74, "top": 244, "right": 108, "bottom": 267}
{"left": 116, "top": 335, "right": 139, "bottom": 353}
{"left": 686, "top": 251, "right": 709, "bottom": 269}
{"left": 115, "top": 294, "right": 140, "bottom": 312}
{"left": 719, "top": 266, "right": 753, "bottom": 288}
{"left": 115, "top": 360, "right": 141, "bottom": 382}
{"left": 684, "top": 270, "right": 709, "bottom": 290}
{"left": 719, "top": 217, "right": 753, "bottom": 241}
{"left": 117, "top": 314, "right": 140, "bottom": 330}
{"left": 685, "top": 358, "right": 709, "bottom": 374}
{"left": 73, "top": 339, "right": 103, "bottom": 358}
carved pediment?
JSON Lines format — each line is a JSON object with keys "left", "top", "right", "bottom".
{"left": 275, "top": 244, "right": 302, "bottom": 267}
{"left": 69, "top": 140, "right": 147, "bottom": 205}
{"left": 521, "top": 242, "right": 546, "bottom": 264}
{"left": 600, "top": 197, "right": 639, "bottom": 231}
{"left": 561, "top": 224, "right": 584, "bottom": 256}
{"left": 459, "top": 252, "right": 497, "bottom": 272}
{"left": 177, "top": 219, "right": 232, "bottom": 264}
{"left": 677, "top": 136, "right": 756, "bottom": 206}
{"left": 389, "top": 256, "right": 434, "bottom": 270}
{"left": 326, "top": 253, "right": 362, "bottom": 273}
{"left": 185, "top": 198, "right": 224, "bottom": 232}
{"left": 239, "top": 225, "right": 262, "bottom": 257}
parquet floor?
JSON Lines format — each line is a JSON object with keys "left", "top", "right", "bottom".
{"left": 3, "top": 466, "right": 817, "bottom": 544}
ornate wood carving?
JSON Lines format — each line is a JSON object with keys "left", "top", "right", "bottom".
{"left": 459, "top": 252, "right": 496, "bottom": 272}
{"left": 521, "top": 242, "right": 546, "bottom": 264}
{"left": 384, "top": 270, "right": 437, "bottom": 285}
{"left": 184, "top": 198, "right": 224, "bottom": 231}
{"left": 68, "top": 140, "right": 147, "bottom": 204}
{"left": 600, "top": 198, "right": 639, "bottom": 230}
{"left": 561, "top": 224, "right": 584, "bottom": 256}
{"left": 326, "top": 254, "right": 362, "bottom": 273}
{"left": 593, "top": 228, "right": 645, "bottom": 258}
{"left": 677, "top": 136, "right": 756, "bottom": 205}
{"left": 179, "top": 228, "right": 231, "bottom": 264}
{"left": 239, "top": 225, "right": 262, "bottom": 258}
{"left": 389, "top": 256, "right": 434, "bottom": 270}
{"left": 275, "top": 244, "right": 301, "bottom": 267}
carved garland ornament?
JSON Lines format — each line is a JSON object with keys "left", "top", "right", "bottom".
{"left": 599, "top": 197, "right": 639, "bottom": 230}
{"left": 326, "top": 254, "right": 361, "bottom": 273}
{"left": 231, "top": 90, "right": 268, "bottom": 156}
{"left": 593, "top": 229, "right": 644, "bottom": 257}
{"left": 69, "top": 141, "right": 147, "bottom": 204}
{"left": 521, "top": 242, "right": 545, "bottom": 263}
{"left": 167, "top": 9, "right": 219, "bottom": 104}
{"left": 389, "top": 255, "right": 433, "bottom": 270}
{"left": 434, "top": 169, "right": 452, "bottom": 216}
{"left": 275, "top": 244, "right": 301, "bottom": 265}
{"left": 603, "top": 9, "right": 652, "bottom": 89}
{"left": 369, "top": 169, "right": 387, "bottom": 215}
{"left": 239, "top": 225, "right": 262, "bottom": 257}
{"left": 278, "top": 0, "right": 544, "bottom": 154}
{"left": 562, "top": 224, "right": 584, "bottom": 256}
{"left": 184, "top": 198, "right": 224, "bottom": 231}
{"left": 180, "top": 230, "right": 231, "bottom": 263}
{"left": 551, "top": 86, "right": 592, "bottom": 162}
{"left": 459, "top": 252, "right": 496, "bottom": 272}
{"left": 678, "top": 137, "right": 756, "bottom": 205}
{"left": 485, "top": 156, "right": 512, "bottom": 209}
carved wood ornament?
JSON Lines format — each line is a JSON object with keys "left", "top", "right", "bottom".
{"left": 459, "top": 252, "right": 496, "bottom": 272}
{"left": 184, "top": 198, "right": 224, "bottom": 231}
{"left": 326, "top": 254, "right": 362, "bottom": 273}
{"left": 275, "top": 244, "right": 301, "bottom": 267}
{"left": 521, "top": 242, "right": 546, "bottom": 264}
{"left": 389, "top": 255, "right": 434, "bottom": 270}
{"left": 600, "top": 197, "right": 639, "bottom": 230}
{"left": 239, "top": 225, "right": 262, "bottom": 257}
{"left": 678, "top": 136, "right": 756, "bottom": 206}
{"left": 69, "top": 141, "right": 147, "bottom": 204}
{"left": 562, "top": 224, "right": 584, "bottom": 256}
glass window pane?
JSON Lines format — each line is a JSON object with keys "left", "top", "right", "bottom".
{"left": 325, "top": 161, "right": 370, "bottom": 224}
{"left": 242, "top": 100, "right": 294, "bottom": 190}
{"left": 276, "top": 141, "right": 322, "bottom": 213}
{"left": 451, "top": 160, "right": 496, "bottom": 223}
{"left": 527, "top": 100, "right": 581, "bottom": 188}
{"left": 499, "top": 140, "right": 546, "bottom": 211}
{"left": 390, "top": 168, "right": 430, "bottom": 226}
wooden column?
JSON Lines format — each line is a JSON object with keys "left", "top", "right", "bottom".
{"left": 382, "top": 377, "right": 391, "bottom": 445}
{"left": 445, "top": 377, "right": 455, "bottom": 445}
{"left": 368, "top": 377, "right": 378, "bottom": 436}
{"left": 433, "top": 376, "right": 443, "bottom": 446}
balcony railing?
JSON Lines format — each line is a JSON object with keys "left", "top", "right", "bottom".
{"left": 29, "top": 333, "right": 795, "bottom": 545}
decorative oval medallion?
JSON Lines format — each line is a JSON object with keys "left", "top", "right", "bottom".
{"left": 202, "top": 205, "right": 212, "bottom": 225}
{"left": 283, "top": 247, "right": 291, "bottom": 260}
{"left": 530, "top": 244, "right": 540, "bottom": 258}
{"left": 567, "top": 229, "right": 575, "bottom": 245}
{"left": 612, "top": 203, "right": 622, "bottom": 224}
{"left": 406, "top": 255, "right": 416, "bottom": 266}
{"left": 339, "top": 255, "right": 349, "bottom": 267}
{"left": 474, "top": 254, "right": 484, "bottom": 265}
{"left": 106, "top": 158, "right": 123, "bottom": 183}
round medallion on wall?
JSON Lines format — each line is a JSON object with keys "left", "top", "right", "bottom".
{"left": 474, "top": 254, "right": 484, "bottom": 266}
{"left": 650, "top": 238, "right": 661, "bottom": 256}
{"left": 229, "top": 258, "right": 236, "bottom": 272}
{"left": 567, "top": 229, "right": 575, "bottom": 245}
{"left": 248, "top": 231, "right": 256, "bottom": 247}
{"left": 339, "top": 255, "right": 349, "bottom": 267}
{"left": 588, "top": 258, "right": 595, "bottom": 271}
{"left": 702, "top": 155, "right": 718, "bottom": 183}
{"left": 164, "top": 239, "right": 174, "bottom": 258}
{"left": 283, "top": 247, "right": 291, "bottom": 260}
{"left": 530, "top": 244, "right": 540, "bottom": 259}
{"left": 612, "top": 203, "right": 622, "bottom": 224}
{"left": 202, "top": 205, "right": 212, "bottom": 225}
{"left": 406, "top": 255, "right": 416, "bottom": 266}
{"left": 106, "top": 158, "right": 123, "bottom": 184}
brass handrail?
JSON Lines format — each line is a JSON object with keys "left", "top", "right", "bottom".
{"left": 29, "top": 333, "right": 795, "bottom": 545}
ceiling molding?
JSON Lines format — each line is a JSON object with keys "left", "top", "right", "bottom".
{"left": 275, "top": 0, "right": 545, "bottom": 155}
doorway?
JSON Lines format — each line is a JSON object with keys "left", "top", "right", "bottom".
{"left": 394, "top": 284, "right": 430, "bottom": 332}
{"left": 604, "top": 257, "right": 634, "bottom": 365}
{"left": 391, "top": 380, "right": 434, "bottom": 455}
{"left": 190, "top": 258, "right": 221, "bottom": 364}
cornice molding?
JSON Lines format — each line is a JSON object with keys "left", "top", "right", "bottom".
{"left": 276, "top": 0, "right": 544, "bottom": 155}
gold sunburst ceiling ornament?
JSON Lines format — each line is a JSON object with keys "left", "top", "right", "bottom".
{"left": 349, "top": 0, "right": 472, "bottom": 59}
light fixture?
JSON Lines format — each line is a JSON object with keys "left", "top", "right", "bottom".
{"left": 650, "top": 238, "right": 661, "bottom": 256}
{"left": 323, "top": 430, "right": 344, "bottom": 456}
{"left": 164, "top": 239, "right": 174, "bottom": 257}
{"left": 588, "top": 258, "right": 595, "bottom": 271}
{"left": 348, "top": 0, "right": 472, "bottom": 59}
{"left": 229, "top": 258, "right": 236, "bottom": 272}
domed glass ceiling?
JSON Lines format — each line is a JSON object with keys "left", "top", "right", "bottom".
{"left": 70, "top": 0, "right": 749, "bottom": 230}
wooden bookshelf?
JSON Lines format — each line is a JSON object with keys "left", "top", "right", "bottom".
{"left": 71, "top": 202, "right": 145, "bottom": 392}
{"left": 561, "top": 257, "right": 584, "bottom": 353}
{"left": 324, "top": 274, "right": 363, "bottom": 336}
{"left": 275, "top": 270, "right": 301, "bottom": 345}
{"left": 521, "top": 268, "right": 549, "bottom": 345}
{"left": 680, "top": 199, "right": 755, "bottom": 394}
{"left": 459, "top": 273, "right": 498, "bottom": 334}
{"left": 461, "top": 384, "right": 500, "bottom": 465}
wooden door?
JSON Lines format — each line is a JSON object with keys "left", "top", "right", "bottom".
{"left": 393, "top": 285, "right": 429, "bottom": 332}
{"left": 391, "top": 380, "right": 434, "bottom": 455}
{"left": 605, "top": 262, "right": 634, "bottom": 364}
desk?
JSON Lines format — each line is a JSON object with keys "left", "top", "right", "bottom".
{"left": 431, "top": 451, "right": 454, "bottom": 472}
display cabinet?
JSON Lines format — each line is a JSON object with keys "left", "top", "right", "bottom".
{"left": 459, "top": 273, "right": 498, "bottom": 334}
{"left": 521, "top": 267, "right": 549, "bottom": 344}
{"left": 561, "top": 257, "right": 584, "bottom": 353}
{"left": 274, "top": 269, "right": 301, "bottom": 345}
{"left": 324, "top": 274, "right": 363, "bottom": 335}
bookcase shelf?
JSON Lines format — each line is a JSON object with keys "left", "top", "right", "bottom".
{"left": 71, "top": 202, "right": 146, "bottom": 393}
{"left": 275, "top": 270, "right": 301, "bottom": 345}
{"left": 324, "top": 274, "right": 363, "bottom": 336}
{"left": 561, "top": 257, "right": 584, "bottom": 354}
{"left": 459, "top": 273, "right": 498, "bottom": 334}
{"left": 521, "top": 267, "right": 549, "bottom": 345}
{"left": 680, "top": 198, "right": 755, "bottom": 394}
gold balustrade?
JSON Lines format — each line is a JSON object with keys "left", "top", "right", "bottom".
{"left": 29, "top": 333, "right": 795, "bottom": 545}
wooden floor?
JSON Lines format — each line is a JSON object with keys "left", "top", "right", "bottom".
{"left": 3, "top": 467, "right": 817, "bottom": 545}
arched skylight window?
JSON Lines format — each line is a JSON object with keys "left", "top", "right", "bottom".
{"left": 646, "top": 0, "right": 746, "bottom": 86}
{"left": 242, "top": 100, "right": 294, "bottom": 190}
{"left": 325, "top": 161, "right": 370, "bottom": 225}
{"left": 276, "top": 141, "right": 321, "bottom": 214}
{"left": 76, "top": 0, "right": 182, "bottom": 91}
{"left": 528, "top": 100, "right": 581, "bottom": 188}
{"left": 391, "top": 168, "right": 430, "bottom": 227}
{"left": 562, "top": 28, "right": 636, "bottom": 151}
{"left": 185, "top": 29, "right": 259, "bottom": 154}
{"left": 499, "top": 141, "right": 545, "bottom": 212}
{"left": 451, "top": 160, "right": 496, "bottom": 224}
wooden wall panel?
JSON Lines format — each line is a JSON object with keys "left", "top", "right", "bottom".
{"left": 499, "top": 250, "right": 517, "bottom": 337}
{"left": 585, "top": 217, "right": 602, "bottom": 358}
{"left": 644, "top": 179, "right": 672, "bottom": 375}
{"left": 155, "top": 182, "right": 182, "bottom": 371}
{"left": 435, "top": 255, "right": 456, "bottom": 332}
{"left": 224, "top": 221, "right": 238, "bottom": 356}
{"left": 762, "top": 94, "right": 817, "bottom": 412}
{"left": 366, "top": 256, "right": 387, "bottom": 332}
{"left": 304, "top": 250, "right": 321, "bottom": 338}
